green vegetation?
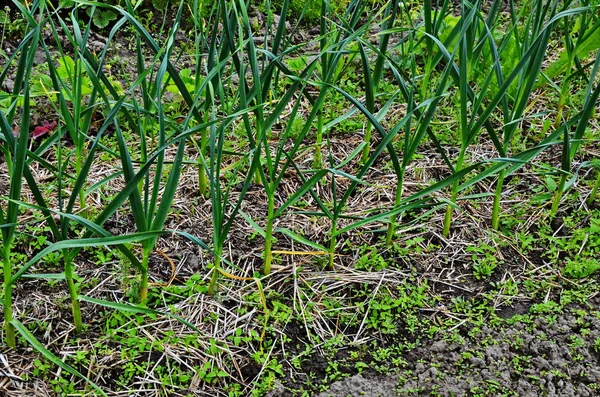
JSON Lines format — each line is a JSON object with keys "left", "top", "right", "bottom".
{"left": 0, "top": 0, "right": 599, "bottom": 395}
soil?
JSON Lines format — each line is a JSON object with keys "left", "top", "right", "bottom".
{"left": 1, "top": 3, "right": 600, "bottom": 397}
{"left": 305, "top": 302, "right": 600, "bottom": 397}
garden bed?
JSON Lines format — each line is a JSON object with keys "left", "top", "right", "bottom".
{"left": 0, "top": 1, "right": 599, "bottom": 396}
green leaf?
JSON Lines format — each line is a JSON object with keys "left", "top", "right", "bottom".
{"left": 11, "top": 320, "right": 107, "bottom": 397}
{"left": 10, "top": 231, "right": 165, "bottom": 284}
{"left": 541, "top": 21, "right": 600, "bottom": 86}
{"left": 276, "top": 228, "right": 328, "bottom": 252}
{"left": 274, "top": 169, "right": 329, "bottom": 218}
{"left": 239, "top": 209, "right": 266, "bottom": 239}
{"left": 21, "top": 273, "right": 66, "bottom": 280}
